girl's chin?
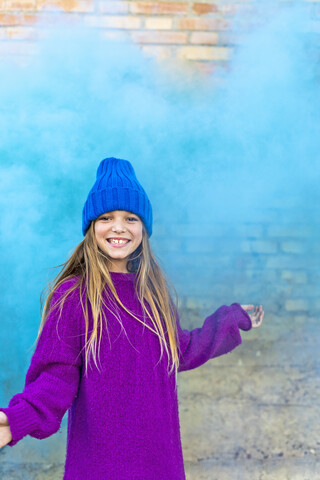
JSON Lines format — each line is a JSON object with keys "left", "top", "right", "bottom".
{"left": 105, "top": 249, "right": 130, "bottom": 256}
{"left": 106, "top": 243, "right": 131, "bottom": 250}
{"left": 104, "top": 247, "right": 132, "bottom": 257}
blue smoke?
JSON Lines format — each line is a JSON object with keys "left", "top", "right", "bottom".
{"left": 0, "top": 2, "right": 319, "bottom": 413}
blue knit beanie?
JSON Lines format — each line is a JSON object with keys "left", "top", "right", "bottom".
{"left": 82, "top": 157, "right": 153, "bottom": 237}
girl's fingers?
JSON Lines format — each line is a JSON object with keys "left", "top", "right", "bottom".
{"left": 241, "top": 305, "right": 255, "bottom": 311}
{"left": 240, "top": 305, "right": 264, "bottom": 328}
{"left": 252, "top": 310, "right": 264, "bottom": 328}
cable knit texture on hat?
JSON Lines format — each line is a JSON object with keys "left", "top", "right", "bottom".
{"left": 82, "top": 157, "right": 153, "bottom": 237}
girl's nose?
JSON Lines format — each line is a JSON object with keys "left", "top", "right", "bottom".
{"left": 112, "top": 223, "right": 126, "bottom": 233}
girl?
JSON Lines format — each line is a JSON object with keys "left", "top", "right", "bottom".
{"left": 0, "top": 157, "right": 264, "bottom": 479}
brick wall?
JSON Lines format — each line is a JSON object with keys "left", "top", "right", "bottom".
{"left": 152, "top": 207, "right": 319, "bottom": 320}
{"left": 0, "top": 0, "right": 318, "bottom": 73}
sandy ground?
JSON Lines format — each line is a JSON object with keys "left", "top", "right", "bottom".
{"left": 1, "top": 310, "right": 319, "bottom": 479}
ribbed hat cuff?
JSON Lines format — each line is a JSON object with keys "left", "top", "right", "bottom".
{"left": 82, "top": 188, "right": 152, "bottom": 237}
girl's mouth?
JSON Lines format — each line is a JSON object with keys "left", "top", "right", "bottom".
{"left": 107, "top": 238, "right": 131, "bottom": 248}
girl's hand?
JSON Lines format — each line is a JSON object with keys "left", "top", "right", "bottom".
{"left": 241, "top": 305, "right": 264, "bottom": 328}
{"left": 0, "top": 411, "right": 12, "bottom": 449}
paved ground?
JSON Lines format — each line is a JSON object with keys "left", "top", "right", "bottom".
{"left": 0, "top": 310, "right": 319, "bottom": 479}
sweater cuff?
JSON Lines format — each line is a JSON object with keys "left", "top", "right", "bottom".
{"left": 0, "top": 402, "right": 40, "bottom": 447}
{"left": 230, "top": 303, "right": 252, "bottom": 331}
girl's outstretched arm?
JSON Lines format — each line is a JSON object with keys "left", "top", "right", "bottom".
{"left": 0, "top": 279, "right": 82, "bottom": 448}
{"left": 0, "top": 411, "right": 12, "bottom": 448}
{"left": 177, "top": 303, "right": 254, "bottom": 373}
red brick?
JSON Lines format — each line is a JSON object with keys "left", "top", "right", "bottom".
{"left": 192, "top": 2, "right": 218, "bottom": 15}
{"left": 145, "top": 16, "right": 172, "bottom": 29}
{"left": 177, "top": 45, "right": 231, "bottom": 60}
{"left": 97, "top": 1, "right": 129, "bottom": 14}
{"left": 130, "top": 2, "right": 188, "bottom": 15}
{"left": 37, "top": 0, "right": 94, "bottom": 12}
{"left": 190, "top": 31, "right": 218, "bottom": 44}
{"left": 6, "top": 0, "right": 36, "bottom": 11}
{"left": 0, "top": 13, "right": 38, "bottom": 25}
{"left": 177, "top": 17, "right": 229, "bottom": 31}
{"left": 84, "top": 15, "right": 141, "bottom": 29}
{"left": 131, "top": 30, "right": 187, "bottom": 44}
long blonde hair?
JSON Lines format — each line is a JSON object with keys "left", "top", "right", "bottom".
{"left": 33, "top": 220, "right": 182, "bottom": 386}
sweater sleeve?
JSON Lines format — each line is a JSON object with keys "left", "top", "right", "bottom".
{"left": 0, "top": 279, "right": 83, "bottom": 447}
{"left": 177, "top": 302, "right": 252, "bottom": 373}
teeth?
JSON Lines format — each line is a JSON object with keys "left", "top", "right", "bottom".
{"left": 109, "top": 239, "right": 128, "bottom": 244}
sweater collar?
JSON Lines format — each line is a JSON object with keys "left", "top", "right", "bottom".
{"left": 109, "top": 271, "right": 136, "bottom": 282}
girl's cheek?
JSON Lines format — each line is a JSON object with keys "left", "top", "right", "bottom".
{"left": 95, "top": 225, "right": 107, "bottom": 237}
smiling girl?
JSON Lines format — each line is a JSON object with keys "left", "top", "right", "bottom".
{"left": 0, "top": 157, "right": 264, "bottom": 479}
{"left": 94, "top": 210, "right": 143, "bottom": 273}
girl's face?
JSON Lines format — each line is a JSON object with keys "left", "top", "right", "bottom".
{"left": 94, "top": 210, "right": 143, "bottom": 273}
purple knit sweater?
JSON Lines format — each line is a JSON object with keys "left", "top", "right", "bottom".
{"left": 0, "top": 272, "right": 252, "bottom": 479}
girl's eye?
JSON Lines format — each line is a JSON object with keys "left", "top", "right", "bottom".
{"left": 99, "top": 216, "right": 137, "bottom": 221}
